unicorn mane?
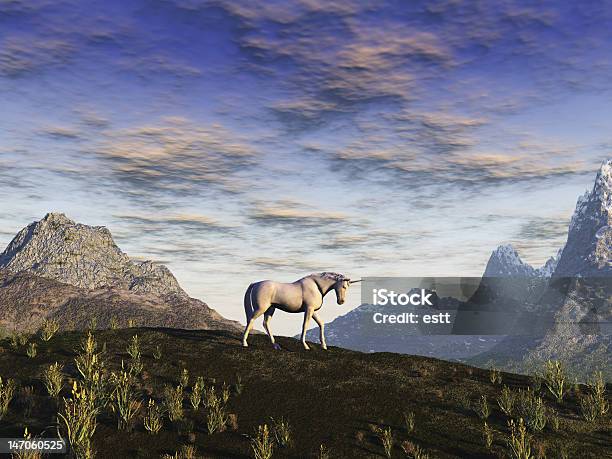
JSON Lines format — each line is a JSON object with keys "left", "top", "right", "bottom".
{"left": 316, "top": 272, "right": 346, "bottom": 280}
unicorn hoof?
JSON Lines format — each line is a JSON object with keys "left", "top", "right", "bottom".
{"left": 242, "top": 342, "right": 248, "bottom": 347}
{"left": 322, "top": 345, "right": 328, "bottom": 350}
{"left": 272, "top": 343, "right": 281, "bottom": 350}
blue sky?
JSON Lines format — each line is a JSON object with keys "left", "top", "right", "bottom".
{"left": 1, "top": 0, "right": 611, "bottom": 334}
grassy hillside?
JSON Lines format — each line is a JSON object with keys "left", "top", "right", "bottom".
{"left": 0, "top": 328, "right": 609, "bottom": 458}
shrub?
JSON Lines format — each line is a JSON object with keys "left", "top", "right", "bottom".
{"left": 374, "top": 426, "right": 393, "bottom": 458}
{"left": 404, "top": 411, "right": 415, "bottom": 434}
{"left": 271, "top": 416, "right": 292, "bottom": 448}
{"left": 498, "top": 386, "right": 515, "bottom": 416}
{"left": 206, "top": 390, "right": 228, "bottom": 434}
{"left": 401, "top": 440, "right": 429, "bottom": 459}
{"left": 109, "top": 361, "right": 142, "bottom": 431}
{"left": 318, "top": 444, "right": 331, "bottom": 459}
{"left": 180, "top": 368, "right": 189, "bottom": 388}
{"left": 13, "top": 427, "right": 42, "bottom": 459}
{"left": 506, "top": 418, "right": 532, "bottom": 459}
{"left": 251, "top": 424, "right": 274, "bottom": 459}
{"left": 579, "top": 394, "right": 599, "bottom": 422}
{"left": 163, "top": 385, "right": 184, "bottom": 422}
{"left": 127, "top": 319, "right": 135, "bottom": 328}
{"left": 234, "top": 374, "right": 243, "bottom": 395}
{"left": 543, "top": 360, "right": 568, "bottom": 403}
{"left": 109, "top": 316, "right": 118, "bottom": 330}
{"left": 483, "top": 421, "right": 493, "bottom": 449}
{"left": 548, "top": 408, "right": 560, "bottom": 431}
{"left": 127, "top": 335, "right": 141, "bottom": 360}
{"left": 0, "top": 376, "right": 16, "bottom": 419}
{"left": 43, "top": 362, "right": 64, "bottom": 397}
{"left": 26, "top": 342, "right": 37, "bottom": 358}
{"left": 58, "top": 381, "right": 98, "bottom": 459}
{"left": 516, "top": 388, "right": 546, "bottom": 432}
{"left": 221, "top": 382, "right": 230, "bottom": 404}
{"left": 190, "top": 377, "right": 204, "bottom": 410}
{"left": 153, "top": 344, "right": 162, "bottom": 360}
{"left": 490, "top": 367, "right": 502, "bottom": 385}
{"left": 587, "top": 370, "right": 609, "bottom": 416}
{"left": 143, "top": 399, "right": 163, "bottom": 434}
{"left": 475, "top": 394, "right": 490, "bottom": 420}
{"left": 161, "top": 445, "right": 197, "bottom": 459}
{"left": 40, "top": 319, "right": 60, "bottom": 341}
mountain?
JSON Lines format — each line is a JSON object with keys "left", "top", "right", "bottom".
{"left": 0, "top": 213, "right": 241, "bottom": 333}
{"left": 305, "top": 160, "right": 611, "bottom": 378}
{"left": 554, "top": 159, "right": 612, "bottom": 276}
{"left": 0, "top": 212, "right": 186, "bottom": 296}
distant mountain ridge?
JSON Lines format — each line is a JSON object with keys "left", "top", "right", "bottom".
{"left": 0, "top": 213, "right": 242, "bottom": 333}
{"left": 305, "top": 159, "right": 612, "bottom": 377}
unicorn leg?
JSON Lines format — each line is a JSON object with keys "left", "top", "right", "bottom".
{"left": 242, "top": 308, "right": 265, "bottom": 347}
{"left": 301, "top": 309, "right": 314, "bottom": 350}
{"left": 263, "top": 308, "right": 276, "bottom": 345}
{"left": 312, "top": 312, "right": 327, "bottom": 350}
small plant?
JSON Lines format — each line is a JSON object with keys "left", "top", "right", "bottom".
{"left": 40, "top": 319, "right": 60, "bottom": 341}
{"left": 586, "top": 370, "right": 609, "bottom": 416}
{"left": 221, "top": 382, "right": 230, "bottom": 404}
{"left": 271, "top": 416, "right": 292, "bottom": 448}
{"left": 206, "top": 389, "right": 228, "bottom": 434}
{"left": 251, "top": 424, "right": 274, "bottom": 459}
{"left": 234, "top": 374, "right": 243, "bottom": 395}
{"left": 0, "top": 376, "right": 16, "bottom": 418}
{"left": 127, "top": 335, "right": 141, "bottom": 360}
{"left": 374, "top": 426, "right": 393, "bottom": 458}
{"left": 153, "top": 344, "right": 162, "bottom": 360}
{"left": 10, "top": 331, "right": 29, "bottom": 349}
{"left": 549, "top": 407, "right": 560, "bottom": 431}
{"left": 143, "top": 399, "right": 163, "bottom": 434}
{"left": 498, "top": 386, "right": 515, "bottom": 416}
{"left": 127, "top": 318, "right": 135, "bottom": 328}
{"left": 26, "top": 342, "right": 37, "bottom": 358}
{"left": 543, "top": 360, "right": 568, "bottom": 403}
{"left": 517, "top": 388, "right": 546, "bottom": 432}
{"left": 164, "top": 385, "right": 184, "bottom": 422}
{"left": 88, "top": 317, "right": 97, "bottom": 331}
{"left": 483, "top": 421, "right": 493, "bottom": 449}
{"left": 401, "top": 440, "right": 429, "bottom": 459}
{"left": 109, "top": 316, "right": 119, "bottom": 330}
{"left": 12, "top": 427, "right": 42, "bottom": 459}
{"left": 490, "top": 367, "right": 502, "bottom": 385}
{"left": 475, "top": 394, "right": 490, "bottom": 420}
{"left": 109, "top": 361, "right": 141, "bottom": 431}
{"left": 530, "top": 374, "right": 543, "bottom": 393}
{"left": 404, "top": 410, "right": 415, "bottom": 433}
{"left": 43, "top": 362, "right": 64, "bottom": 397}
{"left": 58, "top": 381, "right": 98, "bottom": 459}
{"left": 506, "top": 418, "right": 533, "bottom": 459}
{"left": 318, "top": 444, "right": 331, "bottom": 459}
{"left": 161, "top": 445, "right": 197, "bottom": 459}
{"left": 180, "top": 368, "right": 189, "bottom": 388}
{"left": 190, "top": 376, "right": 204, "bottom": 410}
{"left": 579, "top": 394, "right": 600, "bottom": 422}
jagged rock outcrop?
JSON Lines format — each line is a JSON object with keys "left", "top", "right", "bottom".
{"left": 0, "top": 213, "right": 242, "bottom": 333}
{"left": 484, "top": 244, "right": 561, "bottom": 278}
{"left": 554, "top": 159, "right": 612, "bottom": 277}
{"left": 0, "top": 212, "right": 186, "bottom": 297}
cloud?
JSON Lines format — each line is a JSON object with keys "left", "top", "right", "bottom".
{"left": 115, "top": 212, "right": 237, "bottom": 233}
{"left": 250, "top": 200, "right": 353, "bottom": 228}
{"left": 96, "top": 117, "right": 259, "bottom": 195}
{"left": 0, "top": 36, "right": 74, "bottom": 77}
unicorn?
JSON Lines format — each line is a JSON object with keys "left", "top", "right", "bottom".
{"left": 242, "top": 272, "right": 360, "bottom": 350}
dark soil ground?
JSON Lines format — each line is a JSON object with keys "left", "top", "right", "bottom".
{"left": 0, "top": 328, "right": 609, "bottom": 458}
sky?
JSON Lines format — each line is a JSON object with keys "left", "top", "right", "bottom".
{"left": 1, "top": 0, "right": 612, "bottom": 335}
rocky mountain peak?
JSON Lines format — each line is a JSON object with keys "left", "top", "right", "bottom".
{"left": 484, "top": 244, "right": 536, "bottom": 277}
{"left": 554, "top": 159, "right": 612, "bottom": 276}
{"left": 0, "top": 213, "right": 187, "bottom": 297}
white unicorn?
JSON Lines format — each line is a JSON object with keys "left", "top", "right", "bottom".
{"left": 242, "top": 272, "right": 360, "bottom": 350}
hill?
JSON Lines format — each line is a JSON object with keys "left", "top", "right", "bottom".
{"left": 0, "top": 328, "right": 608, "bottom": 458}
